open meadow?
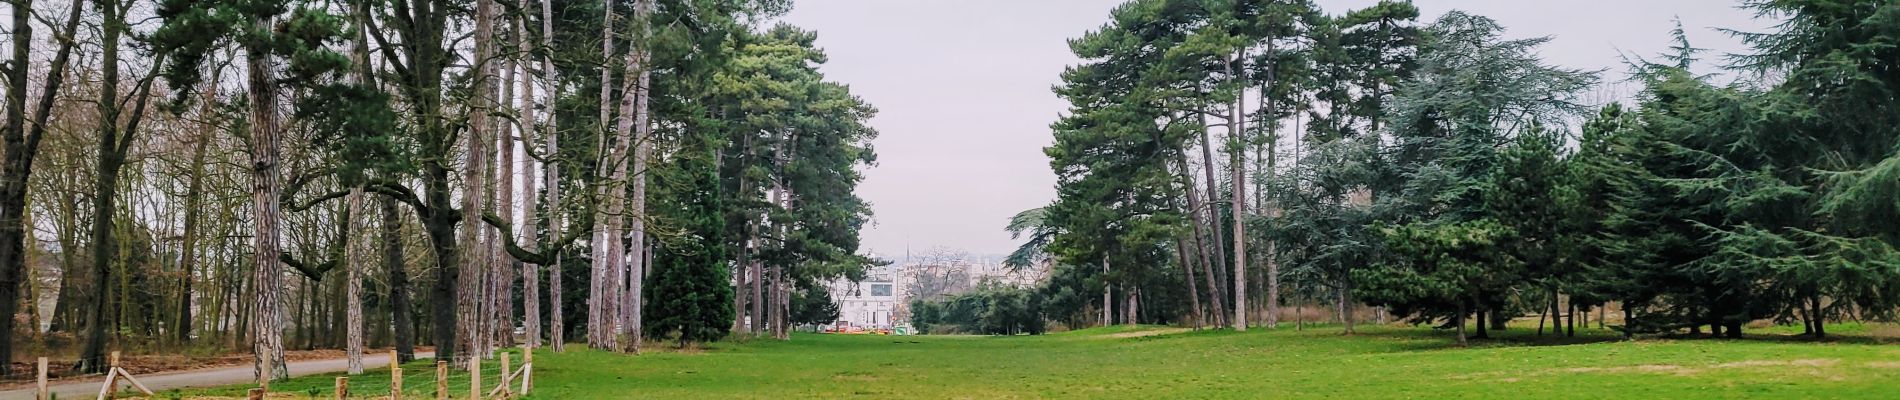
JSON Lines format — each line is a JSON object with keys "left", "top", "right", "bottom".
{"left": 169, "top": 324, "right": 1900, "bottom": 399}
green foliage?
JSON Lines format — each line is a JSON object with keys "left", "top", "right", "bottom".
{"left": 909, "top": 285, "right": 1046, "bottom": 335}
{"left": 789, "top": 284, "right": 841, "bottom": 326}
{"left": 644, "top": 131, "right": 734, "bottom": 346}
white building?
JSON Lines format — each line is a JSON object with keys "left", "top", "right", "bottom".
{"left": 829, "top": 269, "right": 899, "bottom": 329}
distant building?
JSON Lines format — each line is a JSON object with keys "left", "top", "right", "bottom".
{"left": 825, "top": 251, "right": 1052, "bottom": 330}
{"left": 829, "top": 269, "right": 898, "bottom": 329}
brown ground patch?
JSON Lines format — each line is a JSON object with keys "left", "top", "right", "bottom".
{"left": 1711, "top": 359, "right": 1837, "bottom": 369}
{"left": 1101, "top": 328, "right": 1192, "bottom": 339}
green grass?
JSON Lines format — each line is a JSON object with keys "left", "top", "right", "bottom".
{"left": 173, "top": 324, "right": 1900, "bottom": 398}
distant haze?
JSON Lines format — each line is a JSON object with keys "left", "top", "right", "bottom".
{"left": 778, "top": 0, "right": 1770, "bottom": 256}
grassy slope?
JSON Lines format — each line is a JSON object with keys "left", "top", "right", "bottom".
{"left": 176, "top": 324, "right": 1900, "bottom": 399}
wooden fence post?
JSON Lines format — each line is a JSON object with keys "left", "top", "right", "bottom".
{"left": 468, "top": 357, "right": 480, "bottom": 400}
{"left": 434, "top": 361, "right": 447, "bottom": 400}
{"left": 390, "top": 350, "right": 403, "bottom": 400}
{"left": 498, "top": 352, "right": 511, "bottom": 398}
{"left": 336, "top": 376, "right": 350, "bottom": 399}
{"left": 36, "top": 357, "right": 47, "bottom": 400}
{"left": 247, "top": 388, "right": 265, "bottom": 400}
{"left": 107, "top": 351, "right": 121, "bottom": 399}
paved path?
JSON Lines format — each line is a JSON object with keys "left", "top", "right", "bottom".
{"left": 0, "top": 352, "right": 434, "bottom": 400}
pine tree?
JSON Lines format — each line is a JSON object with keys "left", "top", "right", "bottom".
{"left": 644, "top": 130, "right": 732, "bottom": 348}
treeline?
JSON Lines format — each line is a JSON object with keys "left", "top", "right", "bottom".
{"left": 0, "top": 0, "right": 878, "bottom": 380}
{"left": 1012, "top": 0, "right": 1900, "bottom": 343}
{"left": 909, "top": 285, "right": 1046, "bottom": 335}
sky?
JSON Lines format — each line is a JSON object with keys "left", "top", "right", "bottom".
{"left": 777, "top": 0, "right": 1773, "bottom": 258}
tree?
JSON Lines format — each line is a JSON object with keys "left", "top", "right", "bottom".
{"left": 1365, "top": 220, "right": 1513, "bottom": 345}
{"left": 0, "top": 0, "right": 83, "bottom": 375}
{"left": 642, "top": 129, "right": 731, "bottom": 348}
{"left": 80, "top": 0, "right": 165, "bottom": 374}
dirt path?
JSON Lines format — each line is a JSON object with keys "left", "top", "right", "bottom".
{"left": 0, "top": 352, "right": 434, "bottom": 400}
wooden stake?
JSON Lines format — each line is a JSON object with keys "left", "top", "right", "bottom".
{"left": 336, "top": 376, "right": 350, "bottom": 399}
{"left": 499, "top": 352, "right": 511, "bottom": 398}
{"left": 434, "top": 361, "right": 447, "bottom": 400}
{"left": 247, "top": 388, "right": 266, "bottom": 400}
{"left": 116, "top": 368, "right": 155, "bottom": 396}
{"left": 101, "top": 350, "right": 123, "bottom": 398}
{"left": 469, "top": 357, "right": 481, "bottom": 400}
{"left": 520, "top": 350, "right": 531, "bottom": 395}
{"left": 36, "top": 357, "right": 47, "bottom": 400}
{"left": 391, "top": 350, "right": 403, "bottom": 400}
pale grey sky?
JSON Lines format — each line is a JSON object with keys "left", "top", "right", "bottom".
{"left": 779, "top": 0, "right": 1770, "bottom": 257}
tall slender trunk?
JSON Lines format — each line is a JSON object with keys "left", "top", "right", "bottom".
{"left": 516, "top": 4, "right": 542, "bottom": 349}
{"left": 588, "top": 0, "right": 618, "bottom": 351}
{"left": 382, "top": 199, "right": 414, "bottom": 362}
{"left": 1123, "top": 284, "right": 1137, "bottom": 326}
{"left": 80, "top": 1, "right": 127, "bottom": 374}
{"left": 1101, "top": 255, "right": 1111, "bottom": 326}
{"left": 461, "top": 0, "right": 497, "bottom": 364}
{"left": 342, "top": 0, "right": 374, "bottom": 372}
{"left": 766, "top": 183, "right": 787, "bottom": 339}
{"left": 1226, "top": 52, "right": 1248, "bottom": 331}
{"left": 2, "top": 0, "right": 84, "bottom": 371}
{"left": 1175, "top": 156, "right": 1225, "bottom": 327}
{"left": 540, "top": 0, "right": 563, "bottom": 352}
{"left": 245, "top": 10, "right": 290, "bottom": 381}
{"left": 1195, "top": 114, "right": 1230, "bottom": 311}
{"left": 749, "top": 223, "right": 763, "bottom": 334}
{"left": 614, "top": 0, "right": 654, "bottom": 352}
{"left": 344, "top": 186, "right": 367, "bottom": 374}
{"left": 493, "top": 33, "right": 518, "bottom": 350}
{"left": 1174, "top": 237, "right": 1202, "bottom": 328}
{"left": 1261, "top": 42, "right": 1280, "bottom": 330}
{"left": 174, "top": 87, "right": 215, "bottom": 345}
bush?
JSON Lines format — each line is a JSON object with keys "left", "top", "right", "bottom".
{"left": 909, "top": 285, "right": 1045, "bottom": 335}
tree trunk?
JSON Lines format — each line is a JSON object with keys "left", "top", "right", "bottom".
{"left": 587, "top": 0, "right": 618, "bottom": 351}
{"left": 3, "top": 0, "right": 82, "bottom": 375}
{"left": 615, "top": 0, "right": 655, "bottom": 353}
{"left": 345, "top": 186, "right": 368, "bottom": 374}
{"left": 382, "top": 199, "right": 414, "bottom": 362}
{"left": 175, "top": 97, "right": 215, "bottom": 345}
{"left": 1565, "top": 299, "right": 1575, "bottom": 338}
{"left": 1101, "top": 255, "right": 1111, "bottom": 326}
{"left": 1226, "top": 51, "right": 1248, "bottom": 332}
{"left": 1123, "top": 283, "right": 1137, "bottom": 326}
{"left": 1810, "top": 297, "right": 1826, "bottom": 339}
{"left": 1175, "top": 156, "right": 1226, "bottom": 327}
{"left": 1260, "top": 41, "right": 1281, "bottom": 331}
{"left": 514, "top": 5, "right": 542, "bottom": 350}
{"left": 493, "top": 33, "right": 518, "bottom": 351}
{"left": 1621, "top": 304, "right": 1633, "bottom": 339}
{"left": 1173, "top": 237, "right": 1202, "bottom": 328}
{"left": 1455, "top": 302, "right": 1468, "bottom": 346}
{"left": 1195, "top": 114, "right": 1229, "bottom": 306}
{"left": 1339, "top": 276, "right": 1355, "bottom": 334}
{"left": 462, "top": 0, "right": 497, "bottom": 364}
{"left": 540, "top": 0, "right": 562, "bottom": 353}
{"left": 1473, "top": 302, "right": 1488, "bottom": 340}
{"left": 82, "top": 0, "right": 140, "bottom": 373}
{"left": 245, "top": 12, "right": 290, "bottom": 380}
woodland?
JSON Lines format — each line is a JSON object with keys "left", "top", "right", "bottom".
{"left": 0, "top": 0, "right": 877, "bottom": 383}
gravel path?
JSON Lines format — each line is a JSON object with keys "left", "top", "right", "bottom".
{"left": 0, "top": 352, "right": 434, "bottom": 400}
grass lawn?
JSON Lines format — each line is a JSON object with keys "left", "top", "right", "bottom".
{"left": 172, "top": 323, "right": 1900, "bottom": 398}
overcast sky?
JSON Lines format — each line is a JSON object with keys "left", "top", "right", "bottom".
{"left": 777, "top": 0, "right": 1772, "bottom": 258}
